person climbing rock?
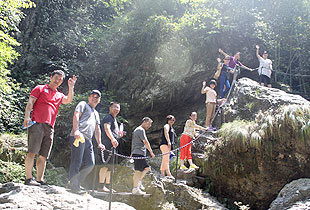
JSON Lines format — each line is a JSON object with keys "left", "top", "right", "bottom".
{"left": 179, "top": 112, "right": 208, "bottom": 170}
{"left": 131, "top": 117, "right": 155, "bottom": 195}
{"left": 201, "top": 80, "right": 226, "bottom": 130}
{"left": 160, "top": 115, "right": 176, "bottom": 180}
{"left": 68, "top": 90, "right": 105, "bottom": 193}
{"left": 217, "top": 56, "right": 235, "bottom": 98}
{"left": 23, "top": 70, "right": 76, "bottom": 186}
{"left": 256, "top": 45, "right": 273, "bottom": 88}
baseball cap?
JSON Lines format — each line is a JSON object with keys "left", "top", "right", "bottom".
{"left": 263, "top": 51, "right": 268, "bottom": 54}
{"left": 90, "top": 90, "right": 101, "bottom": 97}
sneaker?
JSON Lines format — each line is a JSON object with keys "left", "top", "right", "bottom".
{"left": 37, "top": 180, "right": 48, "bottom": 185}
{"left": 189, "top": 164, "right": 199, "bottom": 169}
{"left": 138, "top": 181, "right": 145, "bottom": 191}
{"left": 24, "top": 178, "right": 40, "bottom": 186}
{"left": 180, "top": 165, "right": 188, "bottom": 170}
{"left": 132, "top": 187, "right": 146, "bottom": 195}
{"left": 166, "top": 175, "right": 175, "bottom": 180}
{"left": 208, "top": 126, "right": 216, "bottom": 131}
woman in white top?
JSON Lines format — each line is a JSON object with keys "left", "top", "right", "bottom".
{"left": 256, "top": 45, "right": 273, "bottom": 88}
{"left": 179, "top": 112, "right": 208, "bottom": 170}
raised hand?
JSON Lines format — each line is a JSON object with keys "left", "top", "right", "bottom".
{"left": 217, "top": 58, "right": 221, "bottom": 63}
{"left": 68, "top": 75, "right": 77, "bottom": 88}
{"left": 256, "top": 45, "right": 260, "bottom": 49}
{"left": 202, "top": 80, "right": 206, "bottom": 86}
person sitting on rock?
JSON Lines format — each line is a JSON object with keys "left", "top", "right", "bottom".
{"left": 159, "top": 115, "right": 176, "bottom": 180}
{"left": 179, "top": 112, "right": 208, "bottom": 170}
{"left": 68, "top": 90, "right": 105, "bottom": 193}
{"left": 131, "top": 117, "right": 155, "bottom": 195}
{"left": 256, "top": 45, "right": 273, "bottom": 88}
{"left": 201, "top": 80, "right": 226, "bottom": 130}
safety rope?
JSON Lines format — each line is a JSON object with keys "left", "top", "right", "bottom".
{"left": 101, "top": 131, "right": 209, "bottom": 161}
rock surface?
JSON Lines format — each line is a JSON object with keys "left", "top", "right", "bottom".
{"left": 92, "top": 161, "right": 227, "bottom": 210}
{"left": 0, "top": 182, "right": 135, "bottom": 210}
{"left": 269, "top": 178, "right": 310, "bottom": 210}
{"left": 193, "top": 78, "right": 310, "bottom": 209}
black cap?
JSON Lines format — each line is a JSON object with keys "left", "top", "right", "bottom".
{"left": 209, "top": 80, "right": 217, "bottom": 86}
{"left": 90, "top": 90, "right": 101, "bottom": 97}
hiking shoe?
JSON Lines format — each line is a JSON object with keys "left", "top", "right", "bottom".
{"left": 167, "top": 176, "right": 175, "bottom": 180}
{"left": 208, "top": 126, "right": 216, "bottom": 131}
{"left": 138, "top": 181, "right": 145, "bottom": 191}
{"left": 190, "top": 164, "right": 199, "bottom": 169}
{"left": 24, "top": 178, "right": 40, "bottom": 186}
{"left": 37, "top": 180, "right": 48, "bottom": 185}
{"left": 180, "top": 165, "right": 188, "bottom": 170}
{"left": 132, "top": 187, "right": 146, "bottom": 195}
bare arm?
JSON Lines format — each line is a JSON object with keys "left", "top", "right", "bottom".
{"left": 23, "top": 96, "right": 37, "bottom": 128}
{"left": 256, "top": 45, "right": 261, "bottom": 60}
{"left": 95, "top": 124, "right": 105, "bottom": 150}
{"left": 201, "top": 81, "right": 207, "bottom": 94}
{"left": 194, "top": 123, "right": 208, "bottom": 130}
{"left": 143, "top": 139, "right": 155, "bottom": 158}
{"left": 219, "top": 48, "right": 229, "bottom": 57}
{"left": 104, "top": 123, "right": 119, "bottom": 148}
{"left": 62, "top": 75, "right": 77, "bottom": 104}
{"left": 72, "top": 111, "right": 82, "bottom": 138}
{"left": 164, "top": 124, "right": 171, "bottom": 150}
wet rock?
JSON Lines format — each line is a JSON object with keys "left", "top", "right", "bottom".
{"left": 0, "top": 182, "right": 135, "bottom": 210}
{"left": 269, "top": 178, "right": 310, "bottom": 210}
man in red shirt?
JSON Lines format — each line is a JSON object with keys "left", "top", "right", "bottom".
{"left": 23, "top": 70, "right": 77, "bottom": 185}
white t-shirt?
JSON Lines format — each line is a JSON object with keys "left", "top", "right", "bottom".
{"left": 258, "top": 57, "right": 272, "bottom": 78}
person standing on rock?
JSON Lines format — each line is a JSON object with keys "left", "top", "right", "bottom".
{"left": 131, "top": 117, "right": 155, "bottom": 195}
{"left": 216, "top": 56, "right": 235, "bottom": 98}
{"left": 23, "top": 70, "right": 77, "bottom": 186}
{"left": 68, "top": 90, "right": 105, "bottom": 193}
{"left": 218, "top": 48, "right": 253, "bottom": 71}
{"left": 256, "top": 45, "right": 273, "bottom": 88}
{"left": 179, "top": 112, "right": 208, "bottom": 170}
{"left": 159, "top": 115, "right": 176, "bottom": 179}
{"left": 201, "top": 80, "right": 224, "bottom": 130}
{"left": 98, "top": 102, "right": 123, "bottom": 192}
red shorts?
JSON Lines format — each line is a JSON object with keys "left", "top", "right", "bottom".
{"left": 180, "top": 134, "right": 192, "bottom": 160}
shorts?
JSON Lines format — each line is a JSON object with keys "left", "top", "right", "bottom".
{"left": 133, "top": 154, "right": 149, "bottom": 172}
{"left": 259, "top": 74, "right": 271, "bottom": 85}
{"left": 98, "top": 139, "right": 118, "bottom": 165}
{"left": 27, "top": 123, "right": 54, "bottom": 158}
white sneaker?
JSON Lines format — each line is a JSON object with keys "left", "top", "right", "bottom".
{"left": 138, "top": 181, "right": 145, "bottom": 190}
{"left": 132, "top": 187, "right": 146, "bottom": 195}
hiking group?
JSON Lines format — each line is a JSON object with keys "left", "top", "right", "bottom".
{"left": 22, "top": 45, "right": 272, "bottom": 195}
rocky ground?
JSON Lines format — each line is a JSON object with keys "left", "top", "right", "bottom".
{"left": 0, "top": 182, "right": 135, "bottom": 210}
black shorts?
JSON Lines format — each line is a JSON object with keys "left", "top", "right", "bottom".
{"left": 259, "top": 74, "right": 271, "bottom": 85}
{"left": 133, "top": 154, "right": 149, "bottom": 172}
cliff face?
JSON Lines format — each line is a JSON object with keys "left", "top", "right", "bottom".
{"left": 195, "top": 78, "right": 310, "bottom": 209}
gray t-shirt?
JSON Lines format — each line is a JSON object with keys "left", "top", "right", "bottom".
{"left": 131, "top": 126, "right": 148, "bottom": 156}
{"left": 70, "top": 101, "right": 100, "bottom": 140}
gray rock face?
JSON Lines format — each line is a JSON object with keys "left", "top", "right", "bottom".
{"left": 194, "top": 78, "right": 310, "bottom": 209}
{"left": 0, "top": 182, "right": 135, "bottom": 210}
{"left": 95, "top": 161, "right": 227, "bottom": 210}
{"left": 269, "top": 178, "right": 310, "bottom": 210}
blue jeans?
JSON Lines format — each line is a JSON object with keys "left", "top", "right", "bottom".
{"left": 219, "top": 75, "right": 231, "bottom": 98}
{"left": 68, "top": 136, "right": 95, "bottom": 190}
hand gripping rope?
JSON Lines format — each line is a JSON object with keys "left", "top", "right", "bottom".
{"left": 101, "top": 131, "right": 208, "bottom": 162}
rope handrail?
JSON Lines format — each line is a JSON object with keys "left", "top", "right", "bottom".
{"left": 101, "top": 131, "right": 210, "bottom": 161}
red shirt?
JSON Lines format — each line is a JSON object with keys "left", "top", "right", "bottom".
{"left": 30, "top": 84, "right": 65, "bottom": 128}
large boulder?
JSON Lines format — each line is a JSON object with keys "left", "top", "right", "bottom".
{"left": 91, "top": 160, "right": 227, "bottom": 210}
{"left": 194, "top": 78, "right": 310, "bottom": 209}
{"left": 269, "top": 178, "right": 310, "bottom": 210}
{"left": 0, "top": 182, "right": 135, "bottom": 209}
